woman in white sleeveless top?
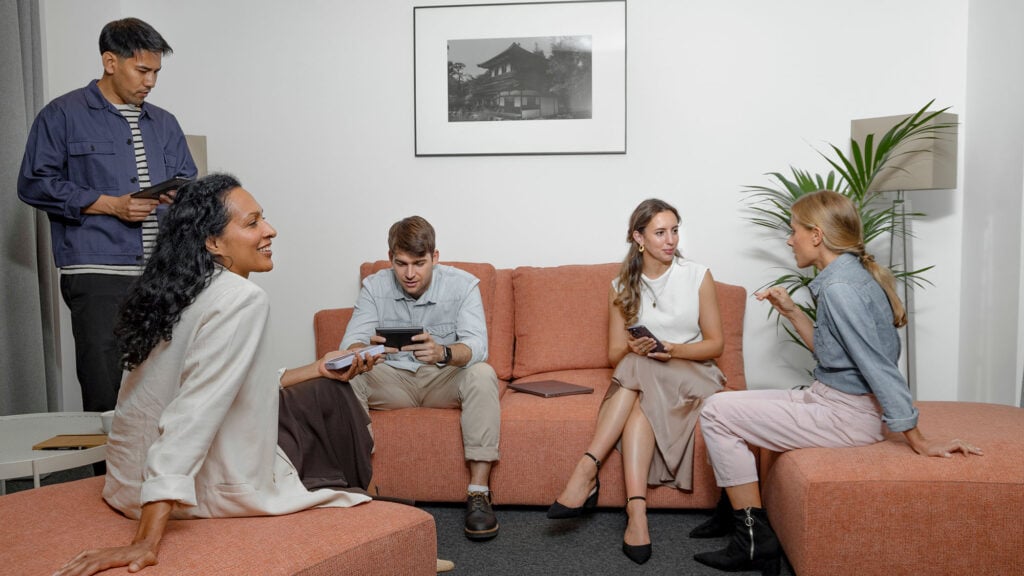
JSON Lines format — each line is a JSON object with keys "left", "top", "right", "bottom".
{"left": 547, "top": 198, "right": 726, "bottom": 565}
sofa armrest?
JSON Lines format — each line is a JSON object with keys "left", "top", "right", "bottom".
{"left": 713, "top": 282, "right": 747, "bottom": 391}
{"left": 314, "top": 308, "right": 354, "bottom": 358}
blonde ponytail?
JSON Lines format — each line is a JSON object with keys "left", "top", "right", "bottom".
{"left": 856, "top": 249, "right": 907, "bottom": 328}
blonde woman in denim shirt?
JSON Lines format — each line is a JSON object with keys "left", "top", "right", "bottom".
{"left": 692, "top": 190, "right": 983, "bottom": 576}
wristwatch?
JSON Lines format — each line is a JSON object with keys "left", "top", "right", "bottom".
{"left": 439, "top": 345, "right": 452, "bottom": 365}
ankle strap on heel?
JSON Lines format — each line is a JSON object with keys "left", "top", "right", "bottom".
{"left": 625, "top": 496, "right": 646, "bottom": 504}
{"left": 584, "top": 452, "right": 601, "bottom": 470}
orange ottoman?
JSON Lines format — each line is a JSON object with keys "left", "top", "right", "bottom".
{"left": 762, "top": 401, "right": 1024, "bottom": 576}
{"left": 1, "top": 476, "right": 437, "bottom": 575}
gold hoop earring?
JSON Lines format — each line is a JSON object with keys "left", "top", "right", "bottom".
{"left": 638, "top": 244, "right": 645, "bottom": 253}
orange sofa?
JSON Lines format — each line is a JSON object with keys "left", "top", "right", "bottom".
{"left": 0, "top": 475, "right": 436, "bottom": 575}
{"left": 314, "top": 261, "right": 749, "bottom": 509}
{"left": 762, "top": 400, "right": 1024, "bottom": 576}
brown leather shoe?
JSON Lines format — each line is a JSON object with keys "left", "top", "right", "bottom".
{"left": 464, "top": 490, "right": 499, "bottom": 541}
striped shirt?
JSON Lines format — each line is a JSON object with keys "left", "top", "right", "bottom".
{"left": 62, "top": 104, "right": 153, "bottom": 276}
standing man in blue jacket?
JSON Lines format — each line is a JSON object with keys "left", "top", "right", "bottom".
{"left": 18, "top": 17, "right": 196, "bottom": 415}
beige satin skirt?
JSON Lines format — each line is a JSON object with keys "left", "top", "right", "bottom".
{"left": 606, "top": 354, "right": 725, "bottom": 490}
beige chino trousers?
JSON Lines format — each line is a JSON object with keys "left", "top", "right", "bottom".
{"left": 348, "top": 363, "right": 501, "bottom": 462}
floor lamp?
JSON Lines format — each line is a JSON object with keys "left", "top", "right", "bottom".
{"left": 850, "top": 112, "right": 958, "bottom": 399}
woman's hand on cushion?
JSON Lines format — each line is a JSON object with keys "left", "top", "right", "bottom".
{"left": 53, "top": 543, "right": 158, "bottom": 576}
{"left": 903, "top": 427, "right": 984, "bottom": 458}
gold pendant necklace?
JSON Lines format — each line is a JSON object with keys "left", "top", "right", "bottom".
{"left": 641, "top": 265, "right": 673, "bottom": 308}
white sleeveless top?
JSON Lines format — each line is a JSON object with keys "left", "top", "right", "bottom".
{"left": 614, "top": 258, "right": 708, "bottom": 345}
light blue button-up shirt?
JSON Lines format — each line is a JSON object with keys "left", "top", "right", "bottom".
{"left": 340, "top": 264, "right": 488, "bottom": 372}
{"left": 809, "top": 253, "right": 919, "bottom": 432}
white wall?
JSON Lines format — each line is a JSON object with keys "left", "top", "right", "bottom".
{"left": 961, "top": 0, "right": 1024, "bottom": 407}
{"left": 43, "top": 0, "right": 1013, "bottom": 408}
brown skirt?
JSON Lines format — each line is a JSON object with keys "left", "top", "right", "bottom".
{"left": 606, "top": 354, "right": 725, "bottom": 490}
{"left": 278, "top": 377, "right": 374, "bottom": 492}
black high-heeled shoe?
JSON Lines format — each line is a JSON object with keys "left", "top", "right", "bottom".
{"left": 546, "top": 452, "right": 601, "bottom": 519}
{"left": 622, "top": 495, "right": 652, "bottom": 564}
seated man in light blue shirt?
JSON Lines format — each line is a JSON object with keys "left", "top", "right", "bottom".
{"left": 340, "top": 215, "right": 500, "bottom": 541}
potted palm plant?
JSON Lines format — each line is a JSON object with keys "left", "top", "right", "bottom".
{"left": 744, "top": 100, "right": 957, "bottom": 349}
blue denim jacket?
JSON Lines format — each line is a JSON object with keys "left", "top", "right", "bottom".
{"left": 340, "top": 264, "right": 489, "bottom": 372}
{"left": 809, "top": 253, "right": 919, "bottom": 432}
{"left": 18, "top": 80, "right": 196, "bottom": 267}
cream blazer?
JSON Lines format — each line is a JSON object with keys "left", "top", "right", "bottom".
{"left": 103, "top": 269, "right": 369, "bottom": 519}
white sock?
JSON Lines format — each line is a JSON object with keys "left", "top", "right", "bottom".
{"left": 468, "top": 484, "right": 489, "bottom": 494}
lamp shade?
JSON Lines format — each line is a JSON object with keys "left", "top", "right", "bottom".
{"left": 185, "top": 134, "right": 208, "bottom": 178}
{"left": 850, "top": 112, "right": 958, "bottom": 192}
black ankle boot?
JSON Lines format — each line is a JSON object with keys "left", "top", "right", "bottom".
{"left": 689, "top": 489, "right": 732, "bottom": 538}
{"left": 693, "top": 507, "right": 781, "bottom": 576}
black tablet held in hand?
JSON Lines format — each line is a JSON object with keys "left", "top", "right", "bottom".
{"left": 626, "top": 324, "right": 667, "bottom": 353}
{"left": 131, "top": 176, "right": 192, "bottom": 199}
{"left": 376, "top": 327, "right": 424, "bottom": 350}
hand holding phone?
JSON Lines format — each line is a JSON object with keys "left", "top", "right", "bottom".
{"left": 325, "top": 344, "right": 386, "bottom": 370}
{"left": 375, "top": 327, "right": 424, "bottom": 351}
{"left": 131, "top": 176, "right": 191, "bottom": 199}
{"left": 626, "top": 324, "right": 666, "bottom": 353}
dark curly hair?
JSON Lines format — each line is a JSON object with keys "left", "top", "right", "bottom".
{"left": 115, "top": 173, "right": 241, "bottom": 369}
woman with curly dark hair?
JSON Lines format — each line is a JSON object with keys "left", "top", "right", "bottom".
{"left": 54, "top": 174, "right": 385, "bottom": 576}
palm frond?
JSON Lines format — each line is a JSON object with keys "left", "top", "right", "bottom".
{"left": 743, "top": 100, "right": 952, "bottom": 359}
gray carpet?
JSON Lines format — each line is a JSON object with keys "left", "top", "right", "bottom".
{"left": 426, "top": 501, "right": 795, "bottom": 575}
{"left": 6, "top": 467, "right": 795, "bottom": 575}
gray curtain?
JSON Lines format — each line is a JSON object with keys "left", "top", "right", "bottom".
{"left": 1, "top": 0, "right": 60, "bottom": 415}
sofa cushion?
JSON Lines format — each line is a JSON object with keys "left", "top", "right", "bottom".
{"left": 1, "top": 476, "right": 436, "bottom": 575}
{"left": 495, "top": 368, "right": 721, "bottom": 508}
{"left": 314, "top": 308, "right": 354, "bottom": 358}
{"left": 510, "top": 264, "right": 748, "bottom": 388}
{"left": 512, "top": 263, "right": 620, "bottom": 379}
{"left": 763, "top": 401, "right": 1024, "bottom": 576}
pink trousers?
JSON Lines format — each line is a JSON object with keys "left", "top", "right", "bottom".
{"left": 700, "top": 381, "right": 885, "bottom": 487}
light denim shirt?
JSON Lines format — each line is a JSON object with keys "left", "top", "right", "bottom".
{"left": 809, "top": 253, "right": 919, "bottom": 432}
{"left": 340, "top": 264, "right": 488, "bottom": 372}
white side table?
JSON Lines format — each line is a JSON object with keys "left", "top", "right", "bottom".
{"left": 0, "top": 412, "right": 107, "bottom": 495}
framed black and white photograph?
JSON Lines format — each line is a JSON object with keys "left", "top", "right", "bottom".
{"left": 414, "top": 0, "right": 626, "bottom": 156}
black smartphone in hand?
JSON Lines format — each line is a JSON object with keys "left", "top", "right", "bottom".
{"left": 375, "top": 327, "right": 424, "bottom": 350}
{"left": 626, "top": 324, "right": 666, "bottom": 353}
{"left": 131, "top": 176, "right": 191, "bottom": 199}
